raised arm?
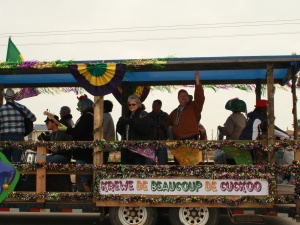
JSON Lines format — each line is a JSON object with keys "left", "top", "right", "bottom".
{"left": 193, "top": 71, "right": 205, "bottom": 122}
{"left": 195, "top": 71, "right": 200, "bottom": 85}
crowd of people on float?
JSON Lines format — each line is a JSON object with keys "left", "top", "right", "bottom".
{"left": 0, "top": 70, "right": 293, "bottom": 190}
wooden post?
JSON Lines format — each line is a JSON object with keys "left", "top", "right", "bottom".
{"left": 266, "top": 63, "right": 275, "bottom": 163}
{"left": 291, "top": 67, "right": 298, "bottom": 140}
{"left": 93, "top": 96, "right": 104, "bottom": 165}
{"left": 255, "top": 80, "right": 262, "bottom": 102}
{"left": 93, "top": 96, "right": 103, "bottom": 197}
{"left": 36, "top": 145, "right": 47, "bottom": 203}
{"left": 291, "top": 66, "right": 300, "bottom": 220}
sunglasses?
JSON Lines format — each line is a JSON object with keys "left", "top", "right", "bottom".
{"left": 128, "top": 104, "right": 137, "bottom": 107}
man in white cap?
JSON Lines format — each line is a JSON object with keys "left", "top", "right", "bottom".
{"left": 0, "top": 88, "right": 36, "bottom": 162}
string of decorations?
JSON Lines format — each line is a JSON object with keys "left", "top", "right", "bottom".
{"left": 0, "top": 140, "right": 298, "bottom": 152}
{"left": 123, "top": 57, "right": 170, "bottom": 71}
{"left": 12, "top": 87, "right": 84, "bottom": 101}
{"left": 11, "top": 163, "right": 300, "bottom": 192}
{"left": 8, "top": 192, "right": 94, "bottom": 201}
{"left": 1, "top": 60, "right": 297, "bottom": 92}
{"left": 0, "top": 60, "right": 73, "bottom": 70}
{"left": 7, "top": 192, "right": 298, "bottom": 205}
{"left": 13, "top": 163, "right": 287, "bottom": 177}
{"left": 96, "top": 195, "right": 276, "bottom": 206}
{"left": 3, "top": 140, "right": 299, "bottom": 204}
{"left": 7, "top": 163, "right": 300, "bottom": 204}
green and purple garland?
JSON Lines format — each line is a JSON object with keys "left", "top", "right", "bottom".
{"left": 0, "top": 140, "right": 297, "bottom": 153}
{"left": 1, "top": 140, "right": 299, "bottom": 205}
{"left": 8, "top": 163, "right": 300, "bottom": 205}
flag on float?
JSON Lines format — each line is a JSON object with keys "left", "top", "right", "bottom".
{"left": 6, "top": 37, "right": 25, "bottom": 62}
{"left": 5, "top": 37, "right": 39, "bottom": 101}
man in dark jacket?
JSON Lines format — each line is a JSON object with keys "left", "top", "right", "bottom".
{"left": 148, "top": 99, "right": 168, "bottom": 164}
{"left": 45, "top": 115, "right": 73, "bottom": 163}
{"left": 44, "top": 115, "right": 73, "bottom": 192}
{"left": 239, "top": 99, "right": 290, "bottom": 165}
{"left": 58, "top": 95, "right": 94, "bottom": 192}
{"left": 239, "top": 100, "right": 290, "bottom": 140}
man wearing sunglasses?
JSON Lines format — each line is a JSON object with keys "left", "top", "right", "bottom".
{"left": 44, "top": 115, "right": 73, "bottom": 191}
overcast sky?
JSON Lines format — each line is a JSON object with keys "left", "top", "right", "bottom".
{"left": 1, "top": 0, "right": 300, "bottom": 139}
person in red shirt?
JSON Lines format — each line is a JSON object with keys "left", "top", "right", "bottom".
{"left": 168, "top": 71, "right": 205, "bottom": 164}
{"left": 168, "top": 71, "right": 205, "bottom": 140}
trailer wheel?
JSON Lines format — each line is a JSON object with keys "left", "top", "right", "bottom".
{"left": 109, "top": 207, "right": 158, "bottom": 225}
{"left": 168, "top": 207, "right": 220, "bottom": 225}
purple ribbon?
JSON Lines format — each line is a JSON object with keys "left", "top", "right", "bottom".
{"left": 127, "top": 144, "right": 156, "bottom": 162}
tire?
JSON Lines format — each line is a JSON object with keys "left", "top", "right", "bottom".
{"left": 109, "top": 207, "right": 158, "bottom": 225}
{"left": 168, "top": 207, "right": 220, "bottom": 225}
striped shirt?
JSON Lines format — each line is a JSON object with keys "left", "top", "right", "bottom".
{"left": 0, "top": 100, "right": 36, "bottom": 134}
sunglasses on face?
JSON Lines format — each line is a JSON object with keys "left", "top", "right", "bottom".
{"left": 128, "top": 104, "right": 136, "bottom": 107}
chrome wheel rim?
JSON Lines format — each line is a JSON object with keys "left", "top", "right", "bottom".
{"left": 118, "top": 207, "right": 148, "bottom": 225}
{"left": 179, "top": 207, "right": 209, "bottom": 225}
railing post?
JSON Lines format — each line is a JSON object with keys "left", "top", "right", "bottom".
{"left": 267, "top": 63, "right": 275, "bottom": 163}
{"left": 93, "top": 96, "right": 104, "bottom": 165}
{"left": 93, "top": 96, "right": 103, "bottom": 199}
{"left": 36, "top": 145, "right": 46, "bottom": 203}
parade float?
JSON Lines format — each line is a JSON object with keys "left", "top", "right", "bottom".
{"left": 0, "top": 55, "right": 300, "bottom": 225}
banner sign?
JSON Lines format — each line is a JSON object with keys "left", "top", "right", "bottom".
{"left": 99, "top": 178, "right": 268, "bottom": 196}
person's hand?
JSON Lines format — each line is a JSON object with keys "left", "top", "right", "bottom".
{"left": 194, "top": 71, "right": 200, "bottom": 85}
{"left": 58, "top": 124, "right": 67, "bottom": 131}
